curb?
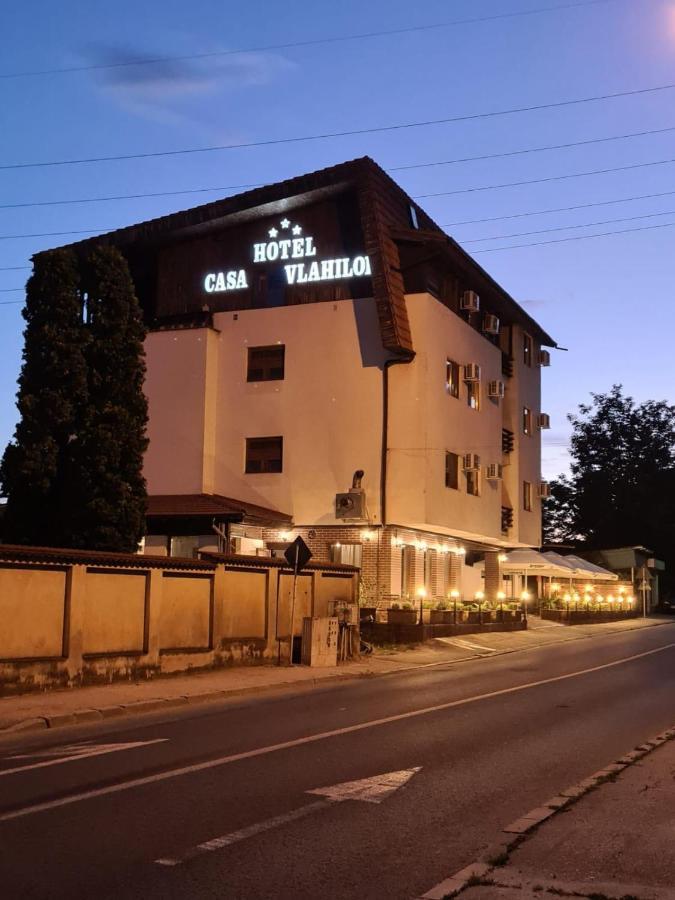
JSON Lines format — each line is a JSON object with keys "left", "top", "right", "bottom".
{"left": 417, "top": 723, "right": 675, "bottom": 898}
{"left": 1, "top": 618, "right": 672, "bottom": 739}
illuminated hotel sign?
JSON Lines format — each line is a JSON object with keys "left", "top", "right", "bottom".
{"left": 204, "top": 217, "right": 371, "bottom": 293}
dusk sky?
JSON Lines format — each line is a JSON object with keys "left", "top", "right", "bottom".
{"left": 2, "top": 0, "right": 675, "bottom": 479}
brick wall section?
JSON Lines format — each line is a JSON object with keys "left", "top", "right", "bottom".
{"left": 264, "top": 524, "right": 471, "bottom": 607}
{"left": 484, "top": 550, "right": 501, "bottom": 601}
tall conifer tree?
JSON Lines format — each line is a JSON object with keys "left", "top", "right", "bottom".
{"left": 0, "top": 249, "right": 87, "bottom": 545}
{"left": 71, "top": 245, "right": 148, "bottom": 552}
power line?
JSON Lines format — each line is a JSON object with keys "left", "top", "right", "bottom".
{"left": 417, "top": 155, "right": 675, "bottom": 199}
{"left": 391, "top": 124, "right": 675, "bottom": 172}
{"left": 5, "top": 154, "right": 675, "bottom": 242}
{"left": 471, "top": 218, "right": 675, "bottom": 252}
{"left": 3, "top": 80, "right": 675, "bottom": 171}
{"left": 0, "top": 287, "right": 24, "bottom": 292}
{"left": 0, "top": 299, "right": 23, "bottom": 305}
{"left": 461, "top": 207, "right": 675, "bottom": 242}
{"left": 0, "top": 265, "right": 30, "bottom": 271}
{"left": 4, "top": 123, "right": 675, "bottom": 211}
{"left": 0, "top": 0, "right": 628, "bottom": 81}
{"left": 442, "top": 189, "right": 675, "bottom": 227}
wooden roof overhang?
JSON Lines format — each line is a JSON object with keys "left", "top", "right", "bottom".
{"left": 37, "top": 156, "right": 555, "bottom": 356}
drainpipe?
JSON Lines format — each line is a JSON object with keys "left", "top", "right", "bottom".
{"left": 378, "top": 353, "right": 415, "bottom": 603}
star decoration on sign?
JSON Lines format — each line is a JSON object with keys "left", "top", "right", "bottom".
{"left": 292, "top": 224, "right": 302, "bottom": 235}
{"left": 280, "top": 218, "right": 291, "bottom": 229}
{"left": 268, "top": 227, "right": 278, "bottom": 238}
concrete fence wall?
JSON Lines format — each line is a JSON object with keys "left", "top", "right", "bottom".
{"left": 0, "top": 546, "right": 358, "bottom": 695}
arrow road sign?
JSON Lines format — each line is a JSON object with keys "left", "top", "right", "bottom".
{"left": 155, "top": 767, "right": 421, "bottom": 866}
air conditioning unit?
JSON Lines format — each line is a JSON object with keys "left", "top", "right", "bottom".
{"left": 460, "top": 290, "right": 480, "bottom": 312}
{"left": 335, "top": 491, "right": 367, "bottom": 520}
{"left": 539, "top": 350, "right": 551, "bottom": 367}
{"left": 538, "top": 413, "right": 551, "bottom": 430}
{"left": 488, "top": 380, "right": 505, "bottom": 399}
{"left": 463, "top": 363, "right": 481, "bottom": 382}
{"left": 483, "top": 313, "right": 500, "bottom": 335}
{"left": 539, "top": 481, "right": 551, "bottom": 498}
{"left": 486, "top": 463, "right": 503, "bottom": 480}
{"left": 463, "top": 453, "right": 481, "bottom": 471}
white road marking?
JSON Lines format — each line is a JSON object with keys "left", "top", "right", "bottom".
{"left": 1, "top": 640, "right": 673, "bottom": 823}
{"left": 443, "top": 637, "right": 498, "bottom": 653}
{"left": 307, "top": 767, "right": 421, "bottom": 804}
{"left": 156, "top": 768, "right": 421, "bottom": 866}
{"left": 0, "top": 740, "right": 167, "bottom": 777}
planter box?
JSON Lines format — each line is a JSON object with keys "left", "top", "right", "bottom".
{"left": 430, "top": 610, "right": 449, "bottom": 624}
{"left": 387, "top": 609, "right": 418, "bottom": 625}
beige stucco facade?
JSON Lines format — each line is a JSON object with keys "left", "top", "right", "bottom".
{"left": 143, "top": 287, "right": 549, "bottom": 602}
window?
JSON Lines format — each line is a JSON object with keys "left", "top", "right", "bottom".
{"left": 446, "top": 359, "right": 460, "bottom": 398}
{"left": 247, "top": 345, "right": 285, "bottom": 382}
{"left": 523, "top": 481, "right": 533, "bottom": 511}
{"left": 445, "top": 452, "right": 459, "bottom": 489}
{"left": 330, "top": 543, "right": 362, "bottom": 567}
{"left": 523, "top": 406, "right": 532, "bottom": 435}
{"left": 467, "top": 381, "right": 480, "bottom": 410}
{"left": 424, "top": 550, "right": 434, "bottom": 593}
{"left": 523, "top": 333, "right": 533, "bottom": 367}
{"left": 466, "top": 469, "right": 480, "bottom": 496}
{"left": 245, "top": 436, "right": 283, "bottom": 473}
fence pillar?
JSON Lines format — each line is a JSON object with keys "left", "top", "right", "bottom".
{"left": 212, "top": 563, "right": 227, "bottom": 652}
{"left": 144, "top": 568, "right": 163, "bottom": 666}
{"left": 65, "top": 563, "right": 86, "bottom": 681}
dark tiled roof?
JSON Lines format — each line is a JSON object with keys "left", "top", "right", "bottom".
{"left": 146, "top": 493, "right": 292, "bottom": 525}
{"left": 41, "top": 155, "right": 555, "bottom": 350}
{"left": 0, "top": 544, "right": 214, "bottom": 570}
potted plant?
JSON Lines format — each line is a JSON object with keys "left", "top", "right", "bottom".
{"left": 430, "top": 600, "right": 449, "bottom": 624}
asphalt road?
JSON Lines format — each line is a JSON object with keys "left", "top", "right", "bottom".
{"left": 1, "top": 623, "right": 675, "bottom": 900}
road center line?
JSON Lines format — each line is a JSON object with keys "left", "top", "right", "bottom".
{"left": 1, "top": 640, "right": 673, "bottom": 824}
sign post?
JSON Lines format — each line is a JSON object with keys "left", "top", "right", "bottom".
{"left": 284, "top": 537, "right": 312, "bottom": 666}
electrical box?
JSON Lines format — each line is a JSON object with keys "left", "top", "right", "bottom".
{"left": 301, "top": 617, "right": 339, "bottom": 667}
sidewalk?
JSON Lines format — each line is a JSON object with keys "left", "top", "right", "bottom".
{"left": 453, "top": 729, "right": 675, "bottom": 900}
{"left": 1, "top": 615, "right": 671, "bottom": 736}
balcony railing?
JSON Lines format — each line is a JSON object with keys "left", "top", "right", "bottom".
{"left": 501, "top": 506, "right": 514, "bottom": 534}
{"left": 501, "top": 353, "right": 514, "bottom": 378}
{"left": 502, "top": 428, "right": 515, "bottom": 454}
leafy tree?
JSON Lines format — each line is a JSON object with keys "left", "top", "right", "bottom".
{"left": 544, "top": 385, "right": 675, "bottom": 592}
{"left": 69, "top": 246, "right": 148, "bottom": 552}
{"left": 0, "top": 249, "right": 88, "bottom": 545}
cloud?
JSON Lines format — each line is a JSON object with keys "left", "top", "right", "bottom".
{"left": 83, "top": 43, "right": 296, "bottom": 127}
{"left": 519, "top": 299, "right": 549, "bottom": 309}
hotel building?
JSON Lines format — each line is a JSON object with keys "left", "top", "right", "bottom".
{"left": 63, "top": 157, "right": 555, "bottom": 605}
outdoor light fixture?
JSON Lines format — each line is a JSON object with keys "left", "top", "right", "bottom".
{"left": 552, "top": 582, "right": 561, "bottom": 592}
{"left": 391, "top": 537, "right": 403, "bottom": 548}
{"left": 607, "top": 594, "right": 615, "bottom": 604}
{"left": 280, "top": 531, "right": 293, "bottom": 542}
{"left": 618, "top": 586, "right": 626, "bottom": 595}
{"left": 361, "top": 530, "right": 375, "bottom": 542}
{"left": 498, "top": 553, "right": 508, "bottom": 563}
{"left": 450, "top": 589, "right": 460, "bottom": 599}
{"left": 497, "top": 591, "right": 506, "bottom": 601}
{"left": 521, "top": 591, "right": 530, "bottom": 602}
{"left": 475, "top": 591, "right": 484, "bottom": 601}
{"left": 596, "top": 595, "right": 604, "bottom": 603}
{"left": 417, "top": 587, "right": 427, "bottom": 597}
{"left": 584, "top": 584, "right": 592, "bottom": 593}
{"left": 563, "top": 593, "right": 571, "bottom": 603}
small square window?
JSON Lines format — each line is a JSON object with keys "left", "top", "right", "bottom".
{"left": 523, "top": 333, "right": 533, "bottom": 367}
{"left": 523, "top": 406, "right": 532, "bottom": 435}
{"left": 466, "top": 469, "right": 480, "bottom": 496}
{"left": 245, "top": 436, "right": 283, "bottom": 473}
{"left": 523, "top": 481, "right": 533, "bottom": 511}
{"left": 445, "top": 452, "right": 459, "bottom": 489}
{"left": 467, "top": 381, "right": 480, "bottom": 411}
{"left": 330, "top": 543, "right": 362, "bottom": 567}
{"left": 247, "top": 345, "right": 285, "bottom": 382}
{"left": 446, "top": 360, "right": 460, "bottom": 398}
